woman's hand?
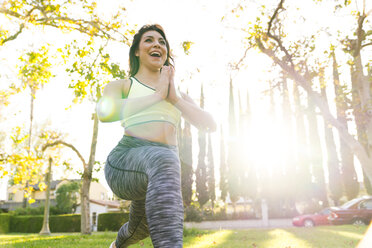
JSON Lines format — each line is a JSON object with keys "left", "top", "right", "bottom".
{"left": 155, "top": 66, "right": 171, "bottom": 100}
{"left": 167, "top": 66, "right": 180, "bottom": 105}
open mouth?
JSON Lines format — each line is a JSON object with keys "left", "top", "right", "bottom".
{"left": 150, "top": 52, "right": 161, "bottom": 57}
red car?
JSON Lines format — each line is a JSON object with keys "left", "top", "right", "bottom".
{"left": 292, "top": 208, "right": 331, "bottom": 227}
{"left": 328, "top": 196, "right": 372, "bottom": 225}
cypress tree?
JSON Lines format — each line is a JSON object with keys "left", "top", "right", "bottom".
{"left": 219, "top": 127, "right": 228, "bottom": 204}
{"left": 306, "top": 80, "right": 329, "bottom": 206}
{"left": 292, "top": 82, "right": 312, "bottom": 213}
{"left": 207, "top": 133, "right": 216, "bottom": 209}
{"left": 227, "top": 78, "right": 240, "bottom": 213}
{"left": 180, "top": 120, "right": 193, "bottom": 207}
{"left": 195, "top": 84, "right": 208, "bottom": 207}
{"left": 320, "top": 66, "right": 342, "bottom": 206}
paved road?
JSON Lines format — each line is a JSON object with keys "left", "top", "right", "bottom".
{"left": 184, "top": 218, "right": 293, "bottom": 230}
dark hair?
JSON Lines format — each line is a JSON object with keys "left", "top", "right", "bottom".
{"left": 129, "top": 24, "right": 174, "bottom": 77}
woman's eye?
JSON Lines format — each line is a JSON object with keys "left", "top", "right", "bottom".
{"left": 145, "top": 39, "right": 152, "bottom": 42}
{"left": 159, "top": 40, "right": 166, "bottom": 45}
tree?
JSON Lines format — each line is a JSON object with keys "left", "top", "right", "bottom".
{"left": 246, "top": 0, "right": 372, "bottom": 185}
{"left": 180, "top": 120, "right": 193, "bottom": 207}
{"left": 195, "top": 84, "right": 208, "bottom": 207}
{"left": 320, "top": 67, "right": 343, "bottom": 206}
{"left": 219, "top": 127, "right": 228, "bottom": 205}
{"left": 1, "top": 0, "right": 133, "bottom": 234}
{"left": 306, "top": 84, "right": 328, "bottom": 206}
{"left": 0, "top": 0, "right": 130, "bottom": 46}
{"left": 280, "top": 77, "right": 297, "bottom": 215}
{"left": 56, "top": 181, "right": 80, "bottom": 214}
{"left": 207, "top": 133, "right": 215, "bottom": 209}
{"left": 227, "top": 77, "right": 240, "bottom": 214}
{"left": 17, "top": 45, "right": 53, "bottom": 207}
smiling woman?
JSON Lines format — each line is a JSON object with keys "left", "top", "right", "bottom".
{"left": 97, "top": 24, "right": 217, "bottom": 248}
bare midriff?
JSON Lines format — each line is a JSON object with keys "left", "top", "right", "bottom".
{"left": 124, "top": 122, "right": 178, "bottom": 146}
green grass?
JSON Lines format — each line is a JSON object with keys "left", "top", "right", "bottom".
{"left": 0, "top": 225, "right": 369, "bottom": 248}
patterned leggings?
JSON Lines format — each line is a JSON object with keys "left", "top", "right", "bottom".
{"left": 105, "top": 135, "right": 183, "bottom": 248}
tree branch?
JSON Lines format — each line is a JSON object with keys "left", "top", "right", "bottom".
{"left": 1, "top": 23, "right": 25, "bottom": 45}
{"left": 362, "top": 42, "right": 372, "bottom": 48}
{"left": 0, "top": 8, "right": 22, "bottom": 18}
{"left": 266, "top": 0, "right": 294, "bottom": 68}
{"left": 42, "top": 140, "right": 87, "bottom": 166}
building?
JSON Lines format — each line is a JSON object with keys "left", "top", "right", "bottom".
{"left": 75, "top": 199, "right": 121, "bottom": 231}
{"left": 1, "top": 179, "right": 117, "bottom": 212}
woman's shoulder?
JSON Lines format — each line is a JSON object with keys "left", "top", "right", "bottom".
{"left": 104, "top": 78, "right": 132, "bottom": 97}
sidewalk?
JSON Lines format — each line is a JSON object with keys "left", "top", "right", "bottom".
{"left": 184, "top": 218, "right": 293, "bottom": 230}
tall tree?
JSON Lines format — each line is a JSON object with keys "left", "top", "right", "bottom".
{"left": 207, "top": 133, "right": 216, "bottom": 209}
{"left": 180, "top": 119, "right": 193, "bottom": 207}
{"left": 331, "top": 49, "right": 360, "bottom": 199}
{"left": 64, "top": 38, "right": 126, "bottom": 234}
{"left": 293, "top": 83, "right": 312, "bottom": 203}
{"left": 227, "top": 77, "right": 240, "bottom": 213}
{"left": 239, "top": 92, "right": 256, "bottom": 204}
{"left": 219, "top": 127, "right": 228, "bottom": 205}
{"left": 306, "top": 82, "right": 328, "bottom": 207}
{"left": 8, "top": 46, "right": 53, "bottom": 207}
{"left": 320, "top": 66, "right": 343, "bottom": 206}
{"left": 195, "top": 84, "right": 208, "bottom": 207}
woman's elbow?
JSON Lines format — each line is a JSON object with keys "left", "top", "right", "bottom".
{"left": 96, "top": 98, "right": 117, "bottom": 122}
{"left": 207, "top": 118, "right": 217, "bottom": 132}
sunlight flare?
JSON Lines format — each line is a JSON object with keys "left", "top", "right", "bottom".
{"left": 185, "top": 230, "right": 232, "bottom": 248}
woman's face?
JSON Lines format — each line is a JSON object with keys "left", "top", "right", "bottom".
{"left": 136, "top": 30, "right": 168, "bottom": 70}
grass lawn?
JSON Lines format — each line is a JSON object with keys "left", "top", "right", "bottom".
{"left": 0, "top": 225, "right": 369, "bottom": 248}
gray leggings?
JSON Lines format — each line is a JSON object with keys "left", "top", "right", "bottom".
{"left": 105, "top": 135, "right": 183, "bottom": 248}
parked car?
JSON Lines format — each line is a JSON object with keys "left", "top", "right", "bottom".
{"left": 292, "top": 208, "right": 331, "bottom": 227}
{"left": 328, "top": 196, "right": 372, "bottom": 225}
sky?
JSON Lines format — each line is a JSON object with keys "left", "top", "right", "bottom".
{"left": 0, "top": 0, "right": 369, "bottom": 200}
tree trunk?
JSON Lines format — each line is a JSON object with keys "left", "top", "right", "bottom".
{"left": 306, "top": 89, "right": 328, "bottom": 206}
{"left": 293, "top": 83, "right": 312, "bottom": 200}
{"left": 320, "top": 67, "right": 342, "bottom": 206}
{"left": 23, "top": 87, "right": 35, "bottom": 208}
{"left": 40, "top": 157, "right": 52, "bottom": 235}
{"left": 330, "top": 52, "right": 359, "bottom": 200}
{"left": 81, "top": 112, "right": 99, "bottom": 234}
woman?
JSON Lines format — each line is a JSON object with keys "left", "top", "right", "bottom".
{"left": 97, "top": 24, "right": 216, "bottom": 248}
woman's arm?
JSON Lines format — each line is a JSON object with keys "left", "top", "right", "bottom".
{"left": 174, "top": 92, "right": 217, "bottom": 132}
{"left": 97, "top": 68, "right": 171, "bottom": 122}
{"left": 167, "top": 68, "right": 216, "bottom": 132}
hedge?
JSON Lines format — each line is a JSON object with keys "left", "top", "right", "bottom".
{"left": 50, "top": 214, "right": 80, "bottom": 232}
{"left": 98, "top": 212, "right": 129, "bottom": 231}
{"left": 0, "top": 214, "right": 11, "bottom": 233}
{"left": 9, "top": 214, "right": 81, "bottom": 233}
{"left": 10, "top": 215, "right": 43, "bottom": 233}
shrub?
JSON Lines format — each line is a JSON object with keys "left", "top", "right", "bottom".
{"left": 9, "top": 214, "right": 81, "bottom": 233}
{"left": 0, "top": 214, "right": 11, "bottom": 233}
{"left": 97, "top": 212, "right": 129, "bottom": 231}
{"left": 50, "top": 214, "right": 80, "bottom": 232}
{"left": 10, "top": 215, "right": 43, "bottom": 233}
{"left": 11, "top": 206, "right": 64, "bottom": 216}
{"left": 184, "top": 205, "right": 204, "bottom": 222}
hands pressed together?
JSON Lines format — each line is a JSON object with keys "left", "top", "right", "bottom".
{"left": 155, "top": 66, "right": 179, "bottom": 105}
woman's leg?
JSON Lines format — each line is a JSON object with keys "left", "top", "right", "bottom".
{"left": 105, "top": 147, "right": 151, "bottom": 248}
{"left": 144, "top": 147, "right": 184, "bottom": 248}
{"left": 105, "top": 139, "right": 183, "bottom": 248}
{"left": 115, "top": 199, "right": 149, "bottom": 248}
